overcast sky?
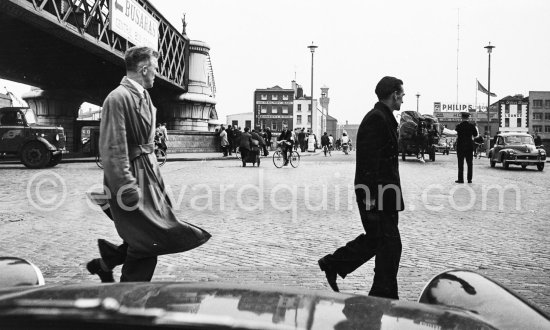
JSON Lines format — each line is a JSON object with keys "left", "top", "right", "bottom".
{"left": 3, "top": 0, "right": 549, "bottom": 124}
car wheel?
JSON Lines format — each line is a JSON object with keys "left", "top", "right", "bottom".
{"left": 21, "top": 141, "right": 51, "bottom": 169}
{"left": 537, "top": 163, "right": 544, "bottom": 171}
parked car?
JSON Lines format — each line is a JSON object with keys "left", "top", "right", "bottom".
{"left": 1, "top": 257, "right": 548, "bottom": 329}
{"left": 0, "top": 107, "right": 65, "bottom": 168}
{"left": 488, "top": 133, "right": 546, "bottom": 171}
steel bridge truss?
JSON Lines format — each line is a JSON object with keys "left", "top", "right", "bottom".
{"left": 20, "top": 0, "right": 188, "bottom": 90}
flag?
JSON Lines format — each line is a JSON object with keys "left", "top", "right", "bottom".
{"left": 477, "top": 80, "right": 497, "bottom": 97}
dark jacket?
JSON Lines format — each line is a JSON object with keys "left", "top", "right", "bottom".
{"left": 455, "top": 121, "right": 478, "bottom": 152}
{"left": 240, "top": 132, "right": 252, "bottom": 150}
{"left": 354, "top": 102, "right": 404, "bottom": 212}
{"left": 321, "top": 134, "right": 330, "bottom": 146}
{"left": 277, "top": 129, "right": 293, "bottom": 147}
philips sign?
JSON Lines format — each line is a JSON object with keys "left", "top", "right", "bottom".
{"left": 434, "top": 102, "right": 487, "bottom": 112}
{"left": 109, "top": 0, "right": 159, "bottom": 51}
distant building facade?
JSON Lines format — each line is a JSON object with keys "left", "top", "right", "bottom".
{"left": 528, "top": 91, "right": 550, "bottom": 141}
{"left": 254, "top": 85, "right": 294, "bottom": 132}
{"left": 496, "top": 95, "right": 529, "bottom": 134}
{"left": 226, "top": 112, "right": 253, "bottom": 129}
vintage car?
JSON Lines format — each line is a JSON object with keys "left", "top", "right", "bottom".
{"left": 0, "top": 107, "right": 66, "bottom": 168}
{"left": 488, "top": 133, "right": 546, "bottom": 171}
{"left": 1, "top": 257, "right": 548, "bottom": 329}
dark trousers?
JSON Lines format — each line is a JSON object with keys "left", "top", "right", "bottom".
{"left": 99, "top": 240, "right": 157, "bottom": 282}
{"left": 221, "top": 145, "right": 228, "bottom": 156}
{"left": 457, "top": 150, "right": 473, "bottom": 182}
{"left": 322, "top": 202, "right": 402, "bottom": 299}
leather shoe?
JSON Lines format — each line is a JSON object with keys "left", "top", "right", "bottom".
{"left": 468, "top": 180, "right": 472, "bottom": 183}
{"left": 455, "top": 180, "right": 464, "bottom": 184}
{"left": 86, "top": 258, "right": 114, "bottom": 283}
{"left": 318, "top": 258, "right": 339, "bottom": 292}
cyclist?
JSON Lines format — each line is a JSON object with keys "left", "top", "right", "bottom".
{"left": 277, "top": 124, "right": 293, "bottom": 166}
{"left": 328, "top": 134, "right": 334, "bottom": 151}
{"left": 321, "top": 132, "right": 331, "bottom": 156}
{"left": 341, "top": 132, "right": 350, "bottom": 154}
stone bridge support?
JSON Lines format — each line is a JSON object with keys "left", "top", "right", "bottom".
{"left": 159, "top": 40, "right": 217, "bottom": 132}
{"left": 22, "top": 89, "right": 84, "bottom": 153}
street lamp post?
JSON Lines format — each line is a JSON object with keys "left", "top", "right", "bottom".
{"left": 484, "top": 42, "right": 495, "bottom": 153}
{"left": 416, "top": 93, "right": 420, "bottom": 113}
{"left": 307, "top": 42, "right": 317, "bottom": 135}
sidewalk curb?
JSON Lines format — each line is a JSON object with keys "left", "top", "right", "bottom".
{"left": 0, "top": 150, "right": 325, "bottom": 165}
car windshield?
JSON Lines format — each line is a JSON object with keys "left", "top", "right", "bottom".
{"left": 504, "top": 136, "right": 533, "bottom": 145}
{"left": 21, "top": 109, "right": 37, "bottom": 125}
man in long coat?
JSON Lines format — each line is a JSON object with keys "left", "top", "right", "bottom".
{"left": 87, "top": 46, "right": 210, "bottom": 282}
{"left": 318, "top": 76, "right": 405, "bottom": 299}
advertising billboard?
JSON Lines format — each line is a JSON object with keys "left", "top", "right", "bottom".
{"left": 109, "top": 0, "right": 159, "bottom": 51}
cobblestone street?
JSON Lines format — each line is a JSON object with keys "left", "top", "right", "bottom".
{"left": 1, "top": 152, "right": 548, "bottom": 314}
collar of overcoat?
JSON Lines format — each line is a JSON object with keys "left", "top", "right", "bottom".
{"left": 120, "top": 76, "right": 153, "bottom": 128}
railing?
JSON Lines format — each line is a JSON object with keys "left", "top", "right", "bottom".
{"left": 21, "top": 0, "right": 188, "bottom": 89}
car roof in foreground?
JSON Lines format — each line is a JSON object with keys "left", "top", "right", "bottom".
{"left": 0, "top": 282, "right": 495, "bottom": 330}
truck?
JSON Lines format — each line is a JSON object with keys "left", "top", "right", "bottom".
{"left": 0, "top": 107, "right": 66, "bottom": 168}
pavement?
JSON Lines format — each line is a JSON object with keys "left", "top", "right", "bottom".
{"left": 0, "top": 151, "right": 548, "bottom": 315}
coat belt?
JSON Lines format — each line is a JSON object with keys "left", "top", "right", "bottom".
{"left": 128, "top": 143, "right": 155, "bottom": 161}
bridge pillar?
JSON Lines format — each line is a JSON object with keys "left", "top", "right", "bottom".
{"left": 22, "top": 89, "right": 83, "bottom": 153}
{"left": 158, "top": 40, "right": 217, "bottom": 132}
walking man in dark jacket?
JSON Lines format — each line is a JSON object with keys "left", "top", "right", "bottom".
{"left": 455, "top": 112, "right": 477, "bottom": 183}
{"left": 318, "top": 76, "right": 405, "bottom": 299}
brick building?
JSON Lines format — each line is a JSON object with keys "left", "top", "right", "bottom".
{"left": 253, "top": 85, "right": 294, "bottom": 132}
{"left": 528, "top": 91, "right": 550, "bottom": 142}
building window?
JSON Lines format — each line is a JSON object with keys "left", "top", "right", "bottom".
{"left": 308, "top": 115, "right": 312, "bottom": 124}
{"left": 533, "top": 112, "right": 543, "bottom": 120}
{"left": 272, "top": 94, "right": 278, "bottom": 100}
{"left": 272, "top": 107, "right": 278, "bottom": 114}
{"left": 282, "top": 94, "right": 289, "bottom": 101}
{"left": 545, "top": 113, "right": 550, "bottom": 120}
{"left": 260, "top": 119, "right": 266, "bottom": 129}
{"left": 533, "top": 125, "right": 543, "bottom": 132}
{"left": 272, "top": 122, "right": 277, "bottom": 130}
{"left": 517, "top": 104, "right": 522, "bottom": 111}
{"left": 533, "top": 100, "right": 543, "bottom": 108}
{"left": 232, "top": 120, "right": 238, "bottom": 127}
{"left": 245, "top": 120, "right": 251, "bottom": 129}
{"left": 261, "top": 94, "right": 267, "bottom": 100}
{"left": 297, "top": 104, "right": 302, "bottom": 112}
{"left": 545, "top": 100, "right": 550, "bottom": 108}
{"left": 282, "top": 106, "right": 288, "bottom": 114}
{"left": 297, "top": 115, "right": 302, "bottom": 125}
{"left": 504, "top": 118, "right": 509, "bottom": 127}
{"left": 261, "top": 106, "right": 267, "bottom": 113}
{"left": 504, "top": 104, "right": 510, "bottom": 113}
{"left": 517, "top": 118, "right": 521, "bottom": 127}
{"left": 308, "top": 104, "right": 312, "bottom": 111}
{"left": 545, "top": 126, "right": 550, "bottom": 133}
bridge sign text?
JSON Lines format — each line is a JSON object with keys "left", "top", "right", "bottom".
{"left": 109, "top": 0, "right": 159, "bottom": 51}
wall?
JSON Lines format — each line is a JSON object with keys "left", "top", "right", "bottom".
{"left": 166, "top": 131, "right": 220, "bottom": 153}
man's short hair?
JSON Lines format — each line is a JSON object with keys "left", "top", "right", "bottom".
{"left": 375, "top": 76, "right": 403, "bottom": 100}
{"left": 124, "top": 46, "right": 159, "bottom": 72}
{"left": 244, "top": 127, "right": 250, "bottom": 132}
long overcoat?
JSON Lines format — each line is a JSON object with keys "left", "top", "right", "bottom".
{"left": 100, "top": 77, "right": 211, "bottom": 258}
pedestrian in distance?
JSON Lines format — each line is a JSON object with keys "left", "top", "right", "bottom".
{"left": 87, "top": 46, "right": 211, "bottom": 282}
{"left": 455, "top": 112, "right": 478, "bottom": 183}
{"left": 233, "top": 126, "right": 242, "bottom": 154}
{"left": 277, "top": 125, "right": 293, "bottom": 165}
{"left": 321, "top": 132, "right": 330, "bottom": 156}
{"left": 226, "top": 125, "right": 233, "bottom": 155}
{"left": 265, "top": 127, "right": 272, "bottom": 150}
{"left": 318, "top": 76, "right": 405, "bottom": 300}
{"left": 534, "top": 133, "right": 542, "bottom": 147}
{"left": 239, "top": 127, "right": 253, "bottom": 167}
{"left": 219, "top": 126, "right": 229, "bottom": 156}
{"left": 298, "top": 128, "right": 306, "bottom": 152}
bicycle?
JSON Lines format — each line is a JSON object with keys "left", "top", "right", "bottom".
{"left": 323, "top": 144, "right": 332, "bottom": 157}
{"left": 273, "top": 141, "right": 300, "bottom": 168}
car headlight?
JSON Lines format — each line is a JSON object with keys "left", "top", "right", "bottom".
{"left": 55, "top": 134, "right": 60, "bottom": 141}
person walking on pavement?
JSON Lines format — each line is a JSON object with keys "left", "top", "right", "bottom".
{"left": 226, "top": 125, "right": 234, "bottom": 156}
{"left": 87, "top": 46, "right": 211, "bottom": 282}
{"left": 219, "top": 126, "right": 229, "bottom": 156}
{"left": 318, "top": 76, "right": 405, "bottom": 300}
{"left": 233, "top": 126, "right": 242, "bottom": 154}
{"left": 455, "top": 112, "right": 477, "bottom": 183}
{"left": 298, "top": 128, "right": 306, "bottom": 152}
{"left": 265, "top": 127, "right": 272, "bottom": 150}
